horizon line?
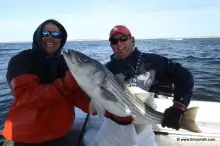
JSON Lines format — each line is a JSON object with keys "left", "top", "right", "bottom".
{"left": 1, "top": 36, "right": 220, "bottom": 44}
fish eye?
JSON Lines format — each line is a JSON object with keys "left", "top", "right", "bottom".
{"left": 80, "top": 56, "right": 88, "bottom": 63}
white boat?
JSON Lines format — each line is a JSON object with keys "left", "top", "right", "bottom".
{"left": 1, "top": 98, "right": 220, "bottom": 146}
{"left": 69, "top": 98, "right": 220, "bottom": 146}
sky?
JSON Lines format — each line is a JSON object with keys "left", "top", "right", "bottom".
{"left": 0, "top": 0, "right": 220, "bottom": 42}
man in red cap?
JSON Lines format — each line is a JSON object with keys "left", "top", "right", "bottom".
{"left": 93, "top": 25, "right": 194, "bottom": 146}
{"left": 108, "top": 25, "right": 134, "bottom": 59}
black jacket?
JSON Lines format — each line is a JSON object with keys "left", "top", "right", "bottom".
{"left": 6, "top": 19, "right": 68, "bottom": 84}
{"left": 3, "top": 19, "right": 91, "bottom": 143}
{"left": 105, "top": 48, "right": 194, "bottom": 107}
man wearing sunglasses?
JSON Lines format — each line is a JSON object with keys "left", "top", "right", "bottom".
{"left": 1, "top": 19, "right": 92, "bottom": 146}
{"left": 94, "top": 25, "right": 194, "bottom": 146}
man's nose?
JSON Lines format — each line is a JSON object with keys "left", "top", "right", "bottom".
{"left": 117, "top": 40, "right": 124, "bottom": 46}
{"left": 48, "top": 34, "right": 53, "bottom": 38}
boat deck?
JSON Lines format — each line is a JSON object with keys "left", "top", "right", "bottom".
{"left": 1, "top": 99, "right": 220, "bottom": 146}
{"left": 81, "top": 98, "right": 220, "bottom": 146}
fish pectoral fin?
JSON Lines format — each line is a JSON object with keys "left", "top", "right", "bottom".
{"left": 115, "top": 73, "right": 126, "bottom": 82}
{"left": 100, "top": 85, "right": 119, "bottom": 103}
{"left": 89, "top": 99, "right": 105, "bottom": 120}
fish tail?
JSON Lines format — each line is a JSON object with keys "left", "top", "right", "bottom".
{"left": 181, "top": 107, "right": 202, "bottom": 133}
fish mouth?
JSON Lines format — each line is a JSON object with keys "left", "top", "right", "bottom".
{"left": 62, "top": 49, "right": 70, "bottom": 56}
{"left": 61, "top": 50, "right": 67, "bottom": 56}
{"left": 62, "top": 49, "right": 78, "bottom": 65}
{"left": 62, "top": 49, "right": 76, "bottom": 58}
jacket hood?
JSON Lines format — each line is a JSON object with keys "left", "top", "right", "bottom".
{"left": 32, "top": 19, "right": 67, "bottom": 57}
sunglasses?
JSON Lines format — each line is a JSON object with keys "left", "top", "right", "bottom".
{"left": 110, "top": 35, "right": 131, "bottom": 45}
{"left": 41, "top": 30, "right": 61, "bottom": 38}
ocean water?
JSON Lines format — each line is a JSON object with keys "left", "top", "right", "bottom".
{"left": 0, "top": 38, "right": 220, "bottom": 144}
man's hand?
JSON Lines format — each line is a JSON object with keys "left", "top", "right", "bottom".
{"left": 161, "top": 103, "right": 186, "bottom": 130}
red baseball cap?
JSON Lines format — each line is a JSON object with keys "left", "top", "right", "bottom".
{"left": 109, "top": 25, "right": 131, "bottom": 39}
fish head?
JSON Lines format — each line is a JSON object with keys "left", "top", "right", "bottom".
{"left": 62, "top": 49, "right": 132, "bottom": 117}
{"left": 62, "top": 49, "right": 107, "bottom": 90}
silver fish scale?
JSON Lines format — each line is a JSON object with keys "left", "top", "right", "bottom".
{"left": 103, "top": 68, "right": 163, "bottom": 124}
{"left": 104, "top": 75, "right": 146, "bottom": 122}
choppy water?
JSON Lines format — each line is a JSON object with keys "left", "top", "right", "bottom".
{"left": 0, "top": 38, "right": 220, "bottom": 144}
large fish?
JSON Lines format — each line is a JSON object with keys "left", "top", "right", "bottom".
{"left": 62, "top": 49, "right": 201, "bottom": 133}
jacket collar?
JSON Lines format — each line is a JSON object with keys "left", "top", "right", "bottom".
{"left": 110, "top": 47, "right": 141, "bottom": 62}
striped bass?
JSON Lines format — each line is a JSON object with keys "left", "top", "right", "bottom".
{"left": 62, "top": 49, "right": 201, "bottom": 133}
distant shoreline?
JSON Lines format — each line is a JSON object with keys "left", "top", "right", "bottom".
{"left": 1, "top": 36, "right": 220, "bottom": 44}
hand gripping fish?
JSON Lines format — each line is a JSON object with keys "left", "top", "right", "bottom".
{"left": 62, "top": 49, "right": 201, "bottom": 133}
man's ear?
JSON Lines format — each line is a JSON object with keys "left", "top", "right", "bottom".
{"left": 132, "top": 36, "right": 135, "bottom": 44}
{"left": 110, "top": 43, "right": 113, "bottom": 48}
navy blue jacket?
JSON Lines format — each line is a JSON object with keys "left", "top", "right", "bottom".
{"left": 105, "top": 48, "right": 194, "bottom": 107}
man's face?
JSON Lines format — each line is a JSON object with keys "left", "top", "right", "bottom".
{"left": 109, "top": 33, "right": 134, "bottom": 59}
{"left": 41, "top": 23, "right": 62, "bottom": 55}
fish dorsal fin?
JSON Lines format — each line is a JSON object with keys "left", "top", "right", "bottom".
{"left": 115, "top": 73, "right": 126, "bottom": 83}
{"left": 114, "top": 73, "right": 128, "bottom": 90}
